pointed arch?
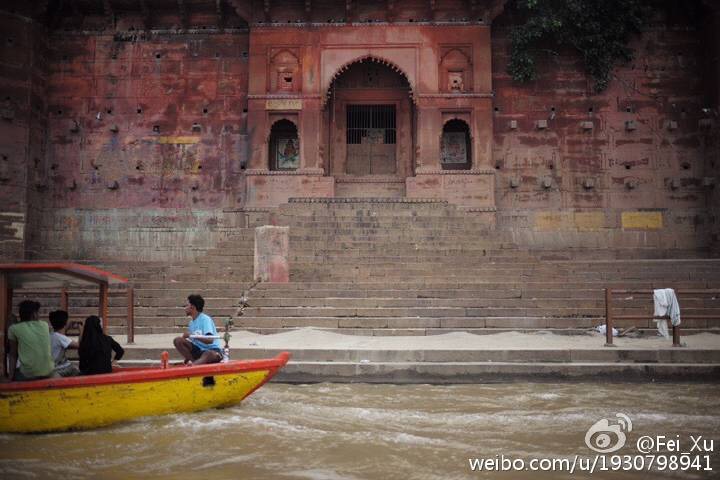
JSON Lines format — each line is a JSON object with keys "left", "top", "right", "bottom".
{"left": 323, "top": 55, "right": 416, "bottom": 107}
{"left": 440, "top": 48, "right": 471, "bottom": 67}
{"left": 441, "top": 119, "right": 471, "bottom": 170}
{"left": 269, "top": 117, "right": 299, "bottom": 133}
{"left": 268, "top": 119, "right": 299, "bottom": 171}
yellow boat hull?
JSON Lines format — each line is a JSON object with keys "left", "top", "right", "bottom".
{"left": 0, "top": 353, "right": 289, "bottom": 433}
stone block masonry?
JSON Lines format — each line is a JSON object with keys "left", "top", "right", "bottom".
{"left": 0, "top": 1, "right": 717, "bottom": 262}
{"left": 254, "top": 226, "right": 289, "bottom": 283}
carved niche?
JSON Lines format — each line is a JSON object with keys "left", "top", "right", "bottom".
{"left": 269, "top": 49, "right": 301, "bottom": 93}
{"left": 439, "top": 47, "right": 472, "bottom": 93}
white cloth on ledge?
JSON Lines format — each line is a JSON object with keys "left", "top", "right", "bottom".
{"left": 594, "top": 324, "right": 619, "bottom": 337}
{"left": 653, "top": 288, "right": 681, "bottom": 338}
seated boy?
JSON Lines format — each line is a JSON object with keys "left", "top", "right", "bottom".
{"left": 8, "top": 300, "right": 55, "bottom": 381}
{"left": 49, "top": 310, "right": 80, "bottom": 377}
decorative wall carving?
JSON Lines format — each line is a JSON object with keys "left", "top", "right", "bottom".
{"left": 269, "top": 49, "right": 300, "bottom": 93}
{"left": 439, "top": 47, "right": 472, "bottom": 92}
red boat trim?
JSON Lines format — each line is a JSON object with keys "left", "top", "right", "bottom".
{"left": 0, "top": 352, "right": 291, "bottom": 393}
{"left": 0, "top": 263, "right": 129, "bottom": 285}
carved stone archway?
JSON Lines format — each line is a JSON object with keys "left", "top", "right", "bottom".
{"left": 324, "top": 58, "right": 415, "bottom": 196}
{"left": 322, "top": 55, "right": 416, "bottom": 109}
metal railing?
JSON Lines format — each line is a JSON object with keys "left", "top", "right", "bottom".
{"left": 604, "top": 288, "right": 720, "bottom": 347}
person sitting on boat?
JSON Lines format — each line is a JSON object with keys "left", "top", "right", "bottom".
{"left": 8, "top": 300, "right": 56, "bottom": 382}
{"left": 173, "top": 294, "right": 223, "bottom": 365}
{"left": 49, "top": 310, "right": 80, "bottom": 377}
{"left": 78, "top": 316, "right": 125, "bottom": 375}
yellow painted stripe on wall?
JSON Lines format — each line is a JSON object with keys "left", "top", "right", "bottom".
{"left": 534, "top": 211, "right": 573, "bottom": 231}
{"left": 154, "top": 136, "right": 201, "bottom": 144}
{"left": 574, "top": 212, "right": 605, "bottom": 231}
{"left": 621, "top": 211, "right": 663, "bottom": 230}
{"left": 0, "top": 370, "right": 269, "bottom": 433}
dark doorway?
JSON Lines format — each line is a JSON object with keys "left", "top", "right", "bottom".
{"left": 269, "top": 119, "right": 299, "bottom": 171}
{"left": 441, "top": 119, "right": 471, "bottom": 170}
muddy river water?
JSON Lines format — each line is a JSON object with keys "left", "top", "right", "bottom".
{"left": 1, "top": 382, "right": 718, "bottom": 479}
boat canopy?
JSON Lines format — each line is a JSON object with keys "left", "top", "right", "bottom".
{"left": 1, "top": 263, "right": 135, "bottom": 379}
{"left": 0, "top": 263, "right": 128, "bottom": 290}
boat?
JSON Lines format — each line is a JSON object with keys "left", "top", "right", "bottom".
{"left": 0, "top": 352, "right": 290, "bottom": 433}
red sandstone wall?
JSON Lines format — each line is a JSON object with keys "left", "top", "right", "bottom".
{"left": 4, "top": 1, "right": 717, "bottom": 262}
{"left": 491, "top": 7, "right": 719, "bottom": 256}
{"left": 0, "top": 5, "right": 48, "bottom": 260}
{"left": 30, "top": 30, "right": 250, "bottom": 260}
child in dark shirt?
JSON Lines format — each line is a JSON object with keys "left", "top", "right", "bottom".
{"left": 78, "top": 316, "right": 124, "bottom": 375}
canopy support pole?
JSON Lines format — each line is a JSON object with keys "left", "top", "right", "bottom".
{"left": 61, "top": 288, "right": 69, "bottom": 312}
{"left": 127, "top": 286, "right": 134, "bottom": 344}
{"left": 99, "top": 282, "right": 109, "bottom": 332}
{"left": 1, "top": 275, "right": 10, "bottom": 379}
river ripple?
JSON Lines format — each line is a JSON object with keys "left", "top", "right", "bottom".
{"left": 1, "top": 383, "right": 718, "bottom": 479}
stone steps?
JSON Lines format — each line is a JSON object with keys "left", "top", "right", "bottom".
{"left": 238, "top": 306, "right": 607, "bottom": 317}
{"left": 101, "top": 309, "right": 720, "bottom": 330}
{"left": 288, "top": 262, "right": 720, "bottom": 272}
{"left": 242, "top": 297, "right": 718, "bottom": 310}
{"left": 233, "top": 315, "right": 716, "bottom": 328}
{"left": 107, "top": 325, "right": 720, "bottom": 337}
{"left": 115, "top": 358, "right": 720, "bottom": 382}
{"left": 116, "top": 340, "right": 720, "bottom": 382}
{"left": 250, "top": 277, "right": 719, "bottom": 288}
{"left": 243, "top": 298, "right": 607, "bottom": 308}
{"left": 232, "top": 316, "right": 603, "bottom": 329}
{"left": 120, "top": 345, "right": 720, "bottom": 364}
{"left": 272, "top": 361, "right": 720, "bottom": 383}
{"left": 40, "top": 197, "right": 720, "bottom": 340}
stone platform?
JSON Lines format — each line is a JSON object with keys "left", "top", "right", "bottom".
{"left": 118, "top": 329, "right": 720, "bottom": 383}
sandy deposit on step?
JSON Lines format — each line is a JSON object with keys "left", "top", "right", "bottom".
{"left": 128, "top": 329, "right": 720, "bottom": 350}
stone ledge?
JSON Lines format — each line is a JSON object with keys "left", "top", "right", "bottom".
{"left": 288, "top": 197, "right": 449, "bottom": 204}
{"left": 418, "top": 93, "right": 494, "bottom": 98}
{"left": 236, "top": 207, "right": 273, "bottom": 213}
{"left": 335, "top": 176, "right": 405, "bottom": 184}
{"left": 414, "top": 169, "right": 496, "bottom": 175}
{"left": 273, "top": 362, "right": 720, "bottom": 383}
{"left": 117, "top": 358, "right": 720, "bottom": 383}
{"left": 461, "top": 207, "right": 498, "bottom": 212}
{"left": 245, "top": 169, "right": 325, "bottom": 176}
{"left": 52, "top": 28, "right": 250, "bottom": 36}
{"left": 251, "top": 21, "right": 488, "bottom": 28}
{"left": 247, "top": 94, "right": 323, "bottom": 99}
{"left": 221, "top": 207, "right": 273, "bottom": 213}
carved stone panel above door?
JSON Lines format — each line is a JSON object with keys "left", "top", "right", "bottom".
{"left": 439, "top": 47, "right": 473, "bottom": 93}
{"left": 269, "top": 49, "right": 301, "bottom": 93}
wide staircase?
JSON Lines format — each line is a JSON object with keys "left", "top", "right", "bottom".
{"left": 238, "top": 262, "right": 720, "bottom": 337}
{"left": 14, "top": 199, "right": 720, "bottom": 338}
{"left": 12, "top": 199, "right": 720, "bottom": 381}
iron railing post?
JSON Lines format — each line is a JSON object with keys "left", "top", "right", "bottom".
{"left": 605, "top": 288, "right": 615, "bottom": 347}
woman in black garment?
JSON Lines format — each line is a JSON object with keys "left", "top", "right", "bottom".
{"left": 79, "top": 315, "right": 124, "bottom": 375}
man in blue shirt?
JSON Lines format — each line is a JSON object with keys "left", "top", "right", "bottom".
{"left": 173, "top": 294, "right": 223, "bottom": 365}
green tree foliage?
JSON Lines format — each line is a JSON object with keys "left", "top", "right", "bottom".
{"left": 508, "top": 0, "right": 651, "bottom": 91}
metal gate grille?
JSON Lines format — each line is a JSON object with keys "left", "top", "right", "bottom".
{"left": 347, "top": 105, "right": 396, "bottom": 144}
{"left": 346, "top": 105, "right": 396, "bottom": 175}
